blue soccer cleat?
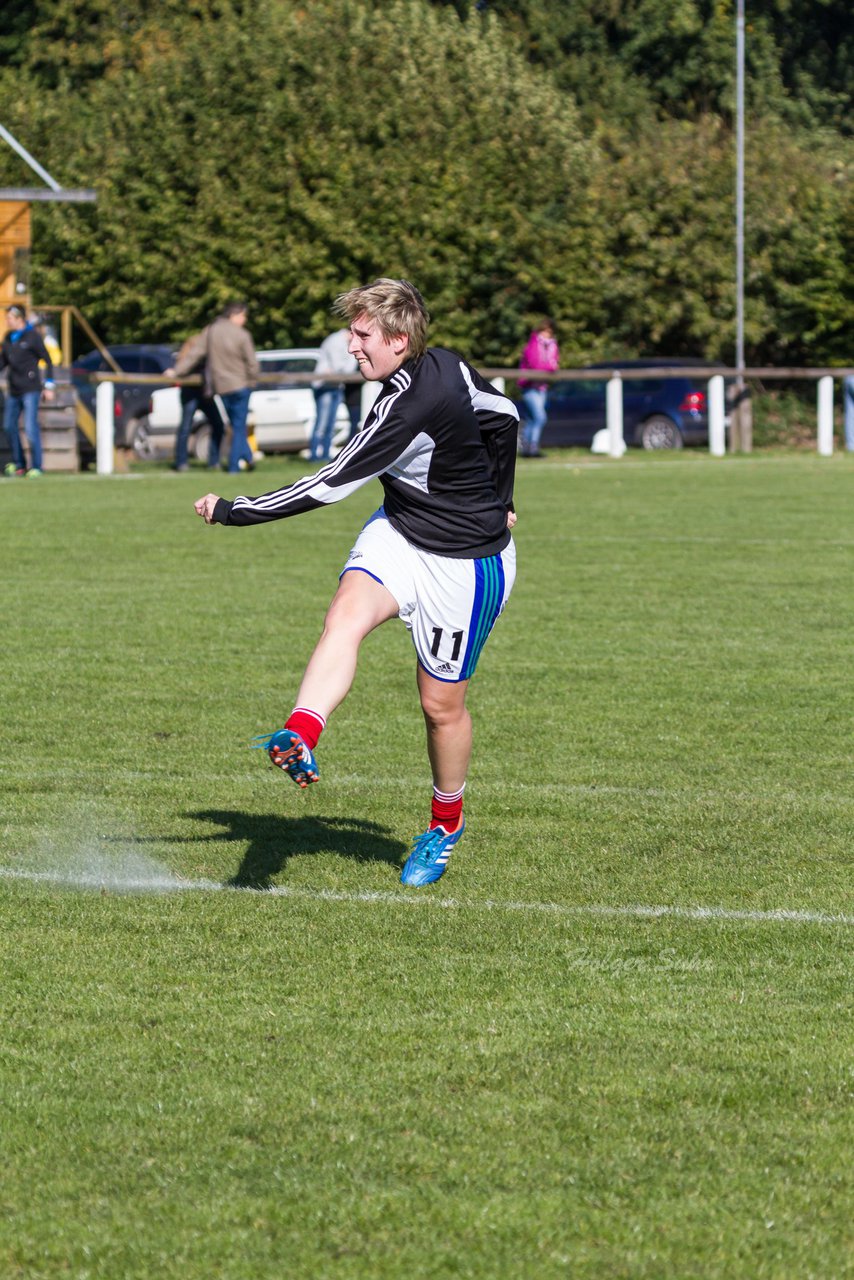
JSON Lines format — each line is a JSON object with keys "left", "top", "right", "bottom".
{"left": 400, "top": 818, "right": 466, "bottom": 887}
{"left": 251, "top": 727, "right": 319, "bottom": 789}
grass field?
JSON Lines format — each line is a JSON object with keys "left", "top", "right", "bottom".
{"left": 1, "top": 451, "right": 852, "bottom": 1279}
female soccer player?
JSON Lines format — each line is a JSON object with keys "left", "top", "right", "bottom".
{"left": 195, "top": 279, "right": 518, "bottom": 886}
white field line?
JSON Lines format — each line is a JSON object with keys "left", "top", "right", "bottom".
{"left": 0, "top": 865, "right": 850, "bottom": 928}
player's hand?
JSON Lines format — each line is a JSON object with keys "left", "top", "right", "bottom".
{"left": 506, "top": 510, "right": 517, "bottom": 530}
{"left": 194, "top": 493, "right": 220, "bottom": 523}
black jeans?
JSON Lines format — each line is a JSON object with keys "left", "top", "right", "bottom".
{"left": 175, "top": 387, "right": 225, "bottom": 467}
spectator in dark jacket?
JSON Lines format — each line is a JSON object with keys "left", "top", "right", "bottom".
{"left": 1, "top": 304, "right": 55, "bottom": 477}
{"left": 166, "top": 330, "right": 226, "bottom": 471}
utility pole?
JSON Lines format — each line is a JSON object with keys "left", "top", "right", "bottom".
{"left": 732, "top": 0, "right": 752, "bottom": 451}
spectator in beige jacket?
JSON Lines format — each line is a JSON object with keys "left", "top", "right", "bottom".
{"left": 206, "top": 302, "right": 259, "bottom": 473}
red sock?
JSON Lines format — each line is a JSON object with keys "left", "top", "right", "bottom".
{"left": 284, "top": 707, "right": 326, "bottom": 751}
{"left": 429, "top": 785, "right": 465, "bottom": 832}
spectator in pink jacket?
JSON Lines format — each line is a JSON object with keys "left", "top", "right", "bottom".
{"left": 518, "top": 319, "right": 559, "bottom": 457}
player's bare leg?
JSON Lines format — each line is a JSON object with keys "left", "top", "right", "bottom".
{"left": 295, "top": 569, "right": 400, "bottom": 719}
{"left": 401, "top": 670, "right": 471, "bottom": 886}
{"left": 258, "top": 571, "right": 399, "bottom": 786}
{"left": 417, "top": 668, "right": 472, "bottom": 797}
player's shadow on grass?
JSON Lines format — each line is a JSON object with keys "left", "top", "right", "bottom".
{"left": 189, "top": 809, "right": 406, "bottom": 890}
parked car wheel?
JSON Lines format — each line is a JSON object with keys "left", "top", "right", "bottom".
{"left": 638, "top": 415, "right": 683, "bottom": 450}
{"left": 131, "top": 419, "right": 158, "bottom": 461}
{"left": 192, "top": 424, "right": 212, "bottom": 464}
{"left": 542, "top": 359, "right": 714, "bottom": 449}
{"left": 72, "top": 344, "right": 177, "bottom": 453}
{"left": 144, "top": 349, "right": 354, "bottom": 460}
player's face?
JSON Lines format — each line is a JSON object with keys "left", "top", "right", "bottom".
{"left": 348, "top": 313, "right": 409, "bottom": 382}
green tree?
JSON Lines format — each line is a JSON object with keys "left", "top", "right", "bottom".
{"left": 741, "top": 124, "right": 852, "bottom": 363}
{"left": 1, "top": 0, "right": 598, "bottom": 359}
{"left": 589, "top": 118, "right": 737, "bottom": 359}
{"left": 442, "top": 0, "right": 853, "bottom": 133}
{"left": 0, "top": 0, "right": 848, "bottom": 366}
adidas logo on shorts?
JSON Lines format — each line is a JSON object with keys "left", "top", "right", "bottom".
{"left": 435, "top": 662, "right": 455, "bottom": 675}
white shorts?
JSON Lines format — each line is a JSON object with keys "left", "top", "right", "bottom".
{"left": 341, "top": 508, "right": 516, "bottom": 683}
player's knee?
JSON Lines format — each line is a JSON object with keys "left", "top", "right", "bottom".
{"left": 420, "top": 685, "right": 468, "bottom": 730}
{"left": 321, "top": 593, "right": 376, "bottom": 644}
{"left": 321, "top": 602, "right": 361, "bottom": 642}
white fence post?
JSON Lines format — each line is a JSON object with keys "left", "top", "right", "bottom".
{"left": 817, "top": 376, "right": 834, "bottom": 457}
{"left": 606, "top": 373, "right": 624, "bottom": 457}
{"left": 708, "top": 375, "right": 726, "bottom": 457}
{"left": 95, "top": 380, "right": 115, "bottom": 475}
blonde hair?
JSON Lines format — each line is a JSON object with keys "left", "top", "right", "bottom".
{"left": 334, "top": 278, "right": 429, "bottom": 359}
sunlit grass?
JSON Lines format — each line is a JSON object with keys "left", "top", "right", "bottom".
{"left": 1, "top": 452, "right": 851, "bottom": 1279}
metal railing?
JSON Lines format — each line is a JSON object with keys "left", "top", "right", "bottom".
{"left": 74, "top": 363, "right": 854, "bottom": 473}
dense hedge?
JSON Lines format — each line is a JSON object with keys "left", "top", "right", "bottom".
{"left": 0, "top": 0, "right": 850, "bottom": 365}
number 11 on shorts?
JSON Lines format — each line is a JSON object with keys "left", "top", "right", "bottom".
{"left": 430, "top": 627, "right": 464, "bottom": 661}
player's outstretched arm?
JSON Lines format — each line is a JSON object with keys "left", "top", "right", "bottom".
{"left": 194, "top": 493, "right": 221, "bottom": 524}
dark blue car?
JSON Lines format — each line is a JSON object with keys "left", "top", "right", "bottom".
{"left": 542, "top": 358, "right": 716, "bottom": 450}
{"left": 71, "top": 344, "right": 177, "bottom": 455}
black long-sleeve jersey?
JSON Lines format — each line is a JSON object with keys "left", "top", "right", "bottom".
{"left": 210, "top": 347, "right": 520, "bottom": 559}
